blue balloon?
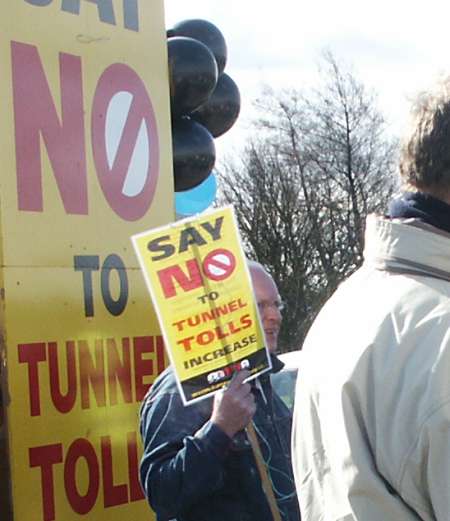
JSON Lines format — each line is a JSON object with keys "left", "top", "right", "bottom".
{"left": 175, "top": 172, "right": 217, "bottom": 216}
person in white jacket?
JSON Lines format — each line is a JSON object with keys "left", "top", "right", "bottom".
{"left": 292, "top": 78, "right": 450, "bottom": 521}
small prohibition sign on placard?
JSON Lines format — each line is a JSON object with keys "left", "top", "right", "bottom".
{"left": 202, "top": 248, "right": 236, "bottom": 281}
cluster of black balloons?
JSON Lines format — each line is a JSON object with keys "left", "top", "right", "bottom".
{"left": 167, "top": 19, "right": 241, "bottom": 192}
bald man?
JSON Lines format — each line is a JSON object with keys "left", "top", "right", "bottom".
{"left": 139, "top": 261, "right": 301, "bottom": 521}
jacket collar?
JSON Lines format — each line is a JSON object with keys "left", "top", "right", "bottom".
{"left": 389, "top": 191, "right": 450, "bottom": 235}
{"left": 270, "top": 352, "right": 284, "bottom": 374}
{"left": 364, "top": 215, "right": 450, "bottom": 282}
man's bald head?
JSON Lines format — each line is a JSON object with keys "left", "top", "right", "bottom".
{"left": 247, "top": 261, "right": 282, "bottom": 352}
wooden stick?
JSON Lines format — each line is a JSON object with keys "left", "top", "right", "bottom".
{"left": 246, "top": 422, "right": 283, "bottom": 521}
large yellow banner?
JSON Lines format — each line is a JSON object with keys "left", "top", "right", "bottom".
{"left": 133, "top": 207, "right": 271, "bottom": 404}
{"left": 0, "top": 2, "right": 172, "bottom": 520}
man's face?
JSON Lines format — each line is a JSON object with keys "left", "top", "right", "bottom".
{"left": 249, "top": 266, "right": 282, "bottom": 352}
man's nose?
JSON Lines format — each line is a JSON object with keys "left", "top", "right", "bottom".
{"left": 262, "top": 304, "right": 282, "bottom": 321}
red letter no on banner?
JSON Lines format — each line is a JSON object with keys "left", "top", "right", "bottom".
{"left": 11, "top": 43, "right": 159, "bottom": 221}
{"left": 157, "top": 249, "right": 236, "bottom": 298}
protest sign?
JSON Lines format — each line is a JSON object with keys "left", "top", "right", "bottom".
{"left": 0, "top": 1, "right": 171, "bottom": 519}
{"left": 132, "top": 206, "right": 272, "bottom": 403}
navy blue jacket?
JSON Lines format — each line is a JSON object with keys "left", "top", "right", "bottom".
{"left": 139, "top": 355, "right": 301, "bottom": 521}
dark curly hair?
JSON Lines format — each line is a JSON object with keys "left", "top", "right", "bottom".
{"left": 399, "top": 78, "right": 450, "bottom": 199}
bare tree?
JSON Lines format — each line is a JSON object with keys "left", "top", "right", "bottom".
{"left": 219, "top": 52, "right": 398, "bottom": 351}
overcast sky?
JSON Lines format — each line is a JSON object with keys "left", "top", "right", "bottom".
{"left": 164, "top": 0, "right": 450, "bottom": 159}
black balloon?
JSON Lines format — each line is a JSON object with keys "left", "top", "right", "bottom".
{"left": 172, "top": 118, "right": 216, "bottom": 192}
{"left": 168, "top": 37, "right": 218, "bottom": 118}
{"left": 191, "top": 73, "right": 241, "bottom": 138}
{"left": 172, "top": 19, "right": 227, "bottom": 75}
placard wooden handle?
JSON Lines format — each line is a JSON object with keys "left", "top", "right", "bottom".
{"left": 246, "top": 422, "right": 283, "bottom": 521}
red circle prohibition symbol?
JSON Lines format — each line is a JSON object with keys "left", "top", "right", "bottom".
{"left": 202, "top": 248, "right": 236, "bottom": 281}
{"left": 91, "top": 63, "right": 160, "bottom": 221}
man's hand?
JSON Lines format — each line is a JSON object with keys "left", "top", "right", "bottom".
{"left": 210, "top": 371, "right": 256, "bottom": 439}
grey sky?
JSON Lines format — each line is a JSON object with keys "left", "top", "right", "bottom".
{"left": 164, "top": 0, "right": 450, "bottom": 158}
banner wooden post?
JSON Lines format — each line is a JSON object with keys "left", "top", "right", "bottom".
{"left": 246, "top": 422, "right": 283, "bottom": 521}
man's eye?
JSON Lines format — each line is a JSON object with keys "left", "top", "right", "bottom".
{"left": 257, "top": 301, "right": 285, "bottom": 312}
